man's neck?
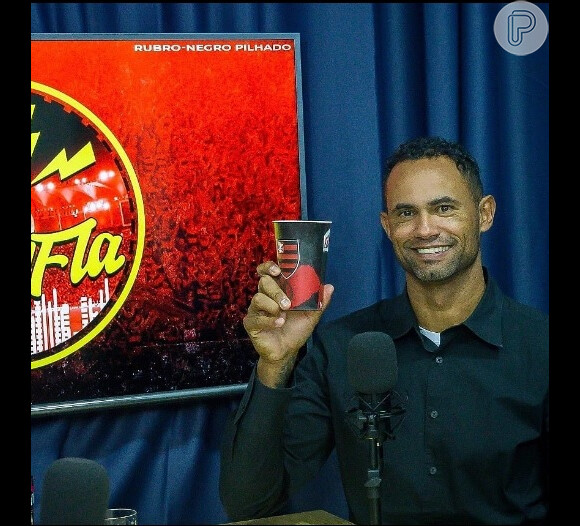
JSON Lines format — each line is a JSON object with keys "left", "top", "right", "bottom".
{"left": 406, "top": 264, "right": 486, "bottom": 333}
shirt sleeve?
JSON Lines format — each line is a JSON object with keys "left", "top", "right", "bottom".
{"left": 219, "top": 366, "right": 293, "bottom": 521}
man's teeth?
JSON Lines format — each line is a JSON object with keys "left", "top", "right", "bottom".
{"left": 417, "top": 246, "right": 448, "bottom": 254}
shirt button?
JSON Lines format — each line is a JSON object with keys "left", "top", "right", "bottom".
{"left": 435, "top": 356, "right": 443, "bottom": 364}
{"left": 429, "top": 466, "right": 437, "bottom": 475}
{"left": 430, "top": 410, "right": 438, "bottom": 419}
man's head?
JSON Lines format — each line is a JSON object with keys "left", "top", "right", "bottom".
{"left": 383, "top": 136, "right": 483, "bottom": 205}
{"left": 380, "top": 137, "right": 495, "bottom": 284}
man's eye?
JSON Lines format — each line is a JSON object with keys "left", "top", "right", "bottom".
{"left": 439, "top": 205, "right": 452, "bottom": 213}
{"left": 399, "top": 210, "right": 414, "bottom": 218}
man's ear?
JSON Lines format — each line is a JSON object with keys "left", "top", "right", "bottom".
{"left": 479, "top": 195, "right": 496, "bottom": 233}
{"left": 380, "top": 211, "right": 391, "bottom": 239}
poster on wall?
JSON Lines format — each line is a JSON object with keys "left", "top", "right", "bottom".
{"left": 31, "top": 33, "right": 305, "bottom": 415}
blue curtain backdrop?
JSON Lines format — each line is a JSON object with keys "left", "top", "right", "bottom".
{"left": 31, "top": 3, "right": 549, "bottom": 525}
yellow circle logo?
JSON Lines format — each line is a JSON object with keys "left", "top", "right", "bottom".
{"left": 31, "top": 82, "right": 145, "bottom": 368}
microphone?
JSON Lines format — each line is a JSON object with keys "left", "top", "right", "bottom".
{"left": 347, "top": 331, "right": 398, "bottom": 397}
{"left": 346, "top": 331, "right": 404, "bottom": 440}
{"left": 345, "top": 332, "right": 403, "bottom": 526}
{"left": 39, "top": 457, "right": 110, "bottom": 525}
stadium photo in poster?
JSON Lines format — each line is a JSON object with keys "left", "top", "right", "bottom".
{"left": 31, "top": 34, "right": 305, "bottom": 415}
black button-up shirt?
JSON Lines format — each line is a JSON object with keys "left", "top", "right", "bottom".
{"left": 220, "top": 271, "right": 549, "bottom": 524}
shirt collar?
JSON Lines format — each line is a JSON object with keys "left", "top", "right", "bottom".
{"left": 380, "top": 267, "right": 504, "bottom": 350}
{"left": 463, "top": 268, "right": 504, "bottom": 350}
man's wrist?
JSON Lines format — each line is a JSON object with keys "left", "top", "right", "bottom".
{"left": 256, "top": 355, "right": 297, "bottom": 388}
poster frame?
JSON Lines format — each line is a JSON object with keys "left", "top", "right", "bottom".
{"left": 31, "top": 32, "right": 307, "bottom": 417}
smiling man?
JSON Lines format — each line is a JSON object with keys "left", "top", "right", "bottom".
{"left": 380, "top": 141, "right": 496, "bottom": 333}
{"left": 220, "top": 136, "right": 549, "bottom": 525}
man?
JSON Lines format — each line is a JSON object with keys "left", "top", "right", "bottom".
{"left": 219, "top": 137, "right": 549, "bottom": 525}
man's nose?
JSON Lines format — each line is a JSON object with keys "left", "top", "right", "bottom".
{"left": 414, "top": 212, "right": 438, "bottom": 238}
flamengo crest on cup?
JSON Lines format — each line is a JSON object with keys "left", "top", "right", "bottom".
{"left": 277, "top": 239, "right": 300, "bottom": 278}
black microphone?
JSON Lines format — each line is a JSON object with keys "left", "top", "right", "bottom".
{"left": 347, "top": 331, "right": 398, "bottom": 397}
{"left": 345, "top": 332, "right": 403, "bottom": 526}
{"left": 346, "top": 331, "right": 405, "bottom": 440}
{"left": 39, "top": 457, "right": 110, "bottom": 525}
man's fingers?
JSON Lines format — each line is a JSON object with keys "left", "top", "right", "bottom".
{"left": 320, "top": 284, "right": 335, "bottom": 311}
{"left": 244, "top": 294, "right": 286, "bottom": 332}
{"left": 248, "top": 290, "right": 280, "bottom": 316}
{"left": 257, "top": 274, "right": 291, "bottom": 310}
{"left": 256, "top": 261, "right": 281, "bottom": 277}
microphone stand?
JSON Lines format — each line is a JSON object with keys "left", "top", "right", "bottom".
{"left": 345, "top": 392, "right": 406, "bottom": 525}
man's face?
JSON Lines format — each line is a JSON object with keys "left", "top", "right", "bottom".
{"left": 380, "top": 156, "right": 491, "bottom": 283}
